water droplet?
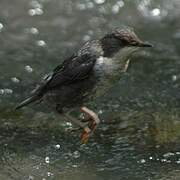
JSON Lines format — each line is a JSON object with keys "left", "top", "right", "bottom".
{"left": 172, "top": 75, "right": 177, "bottom": 81}
{"left": 151, "top": 8, "right": 160, "bottom": 16}
{"left": 55, "top": 144, "right": 61, "bottom": 149}
{"left": 117, "top": 0, "right": 124, "bottom": 8}
{"left": 155, "top": 144, "right": 160, "bottom": 148}
{"left": 35, "top": 166, "right": 40, "bottom": 169}
{"left": 94, "top": 0, "right": 106, "bottom": 5}
{"left": 47, "top": 172, "right": 53, "bottom": 177}
{"left": 35, "top": 8, "right": 43, "bottom": 15}
{"left": 25, "top": 65, "right": 33, "bottom": 73}
{"left": 28, "top": 8, "right": 43, "bottom": 16}
{"left": 3, "top": 89, "right": 13, "bottom": 94}
{"left": 66, "top": 122, "right": 72, "bottom": 127}
{"left": 149, "top": 156, "right": 153, "bottom": 160}
{"left": 163, "top": 152, "right": 175, "bottom": 158}
{"left": 0, "top": 23, "right": 4, "bottom": 31}
{"left": 0, "top": 89, "right": 5, "bottom": 95}
{"left": 176, "top": 160, "right": 180, "bottom": 164}
{"left": 11, "top": 77, "right": 20, "bottom": 83}
{"left": 112, "top": 5, "right": 120, "bottom": 14}
{"left": 73, "top": 151, "right": 80, "bottom": 158}
{"left": 139, "top": 159, "right": 146, "bottom": 163}
{"left": 45, "top": 156, "right": 50, "bottom": 164}
{"left": 36, "top": 40, "right": 46, "bottom": 47}
{"left": 30, "top": 27, "right": 39, "bottom": 35}
{"left": 98, "top": 110, "right": 103, "bottom": 114}
{"left": 161, "top": 159, "right": 167, "bottom": 162}
{"left": 28, "top": 9, "right": 36, "bottom": 16}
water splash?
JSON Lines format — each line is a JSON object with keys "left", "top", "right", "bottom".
{"left": 28, "top": 8, "right": 43, "bottom": 16}
{"left": 45, "top": 157, "right": 50, "bottom": 164}
{"left": 36, "top": 40, "right": 46, "bottom": 47}
{"left": 25, "top": 65, "right": 33, "bottom": 73}
{"left": 151, "top": 8, "right": 161, "bottom": 16}
{"left": 0, "top": 88, "right": 13, "bottom": 95}
{"left": 11, "top": 77, "right": 20, "bottom": 83}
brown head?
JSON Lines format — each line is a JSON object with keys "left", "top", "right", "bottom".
{"left": 101, "top": 28, "right": 152, "bottom": 57}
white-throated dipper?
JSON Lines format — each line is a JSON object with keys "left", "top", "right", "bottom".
{"left": 15, "top": 28, "right": 152, "bottom": 143}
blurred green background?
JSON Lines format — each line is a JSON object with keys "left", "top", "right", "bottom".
{"left": 0, "top": 0, "right": 180, "bottom": 179}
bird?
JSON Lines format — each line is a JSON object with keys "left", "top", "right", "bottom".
{"left": 15, "top": 28, "right": 152, "bottom": 143}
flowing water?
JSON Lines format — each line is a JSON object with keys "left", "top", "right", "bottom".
{"left": 1, "top": 0, "right": 180, "bottom": 179}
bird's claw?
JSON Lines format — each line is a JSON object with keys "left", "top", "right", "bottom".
{"left": 81, "top": 126, "right": 91, "bottom": 144}
{"left": 80, "top": 107, "right": 100, "bottom": 144}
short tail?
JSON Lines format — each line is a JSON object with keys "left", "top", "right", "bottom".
{"left": 15, "top": 95, "right": 42, "bottom": 110}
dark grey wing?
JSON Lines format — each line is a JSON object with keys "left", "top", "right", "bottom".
{"left": 44, "top": 53, "right": 96, "bottom": 89}
{"left": 15, "top": 54, "right": 96, "bottom": 110}
{"left": 32, "top": 54, "right": 77, "bottom": 92}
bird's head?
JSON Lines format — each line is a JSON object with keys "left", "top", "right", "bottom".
{"left": 101, "top": 28, "right": 152, "bottom": 57}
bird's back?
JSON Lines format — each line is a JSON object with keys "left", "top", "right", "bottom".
{"left": 15, "top": 41, "right": 99, "bottom": 109}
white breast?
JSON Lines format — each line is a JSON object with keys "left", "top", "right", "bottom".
{"left": 95, "top": 56, "right": 116, "bottom": 74}
{"left": 94, "top": 47, "right": 139, "bottom": 79}
{"left": 96, "top": 56, "right": 113, "bottom": 67}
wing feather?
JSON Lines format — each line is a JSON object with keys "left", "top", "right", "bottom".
{"left": 47, "top": 54, "right": 96, "bottom": 88}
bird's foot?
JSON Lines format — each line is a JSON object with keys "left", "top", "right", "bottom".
{"left": 80, "top": 107, "right": 100, "bottom": 144}
{"left": 62, "top": 107, "right": 100, "bottom": 144}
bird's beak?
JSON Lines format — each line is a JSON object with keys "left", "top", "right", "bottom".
{"left": 137, "top": 41, "right": 153, "bottom": 47}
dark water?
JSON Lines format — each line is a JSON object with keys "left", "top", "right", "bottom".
{"left": 1, "top": 0, "right": 180, "bottom": 179}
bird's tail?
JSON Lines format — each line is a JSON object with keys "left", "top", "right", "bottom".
{"left": 15, "top": 94, "right": 42, "bottom": 110}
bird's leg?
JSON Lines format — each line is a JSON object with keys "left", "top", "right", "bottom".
{"left": 62, "top": 112, "right": 91, "bottom": 134}
{"left": 62, "top": 107, "right": 100, "bottom": 143}
{"left": 80, "top": 106, "right": 100, "bottom": 143}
